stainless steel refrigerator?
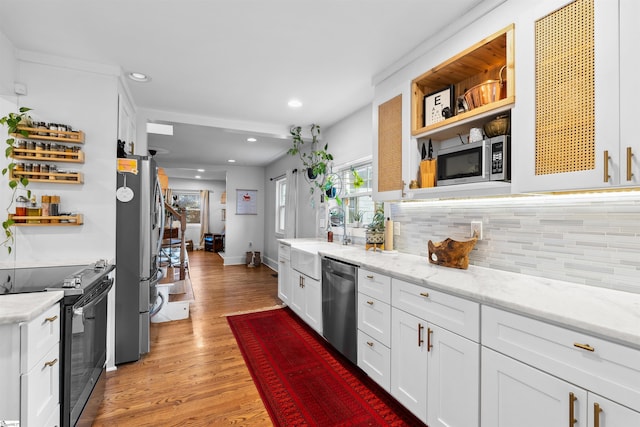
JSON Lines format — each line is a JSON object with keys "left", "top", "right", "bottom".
{"left": 115, "top": 155, "right": 164, "bottom": 364}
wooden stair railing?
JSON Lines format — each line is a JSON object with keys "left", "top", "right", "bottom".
{"left": 164, "top": 203, "right": 187, "bottom": 280}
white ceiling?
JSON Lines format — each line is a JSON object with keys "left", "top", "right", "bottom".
{"left": 0, "top": 0, "right": 490, "bottom": 181}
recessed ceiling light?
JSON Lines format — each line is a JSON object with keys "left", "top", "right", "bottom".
{"left": 128, "top": 72, "right": 151, "bottom": 82}
{"left": 197, "top": 169, "right": 205, "bottom": 172}
{"left": 195, "top": 175, "right": 201, "bottom": 179}
{"left": 228, "top": 159, "right": 236, "bottom": 163}
{"left": 247, "top": 137, "right": 257, "bottom": 142}
{"left": 288, "top": 99, "right": 302, "bottom": 108}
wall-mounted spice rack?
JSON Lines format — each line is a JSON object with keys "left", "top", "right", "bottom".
{"left": 11, "top": 148, "right": 84, "bottom": 163}
{"left": 10, "top": 169, "right": 83, "bottom": 184}
{"left": 13, "top": 126, "right": 85, "bottom": 143}
{"left": 9, "top": 214, "right": 83, "bottom": 226}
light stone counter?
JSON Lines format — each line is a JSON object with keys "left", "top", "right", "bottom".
{"left": 279, "top": 238, "right": 640, "bottom": 349}
{"left": 0, "top": 291, "right": 64, "bottom": 325}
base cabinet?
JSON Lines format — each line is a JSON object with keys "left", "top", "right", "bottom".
{"left": 588, "top": 393, "right": 640, "bottom": 427}
{"left": 290, "top": 271, "right": 322, "bottom": 334}
{"left": 277, "top": 244, "right": 291, "bottom": 306}
{"left": 390, "top": 308, "right": 479, "bottom": 426}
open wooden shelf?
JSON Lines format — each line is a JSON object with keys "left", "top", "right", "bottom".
{"left": 411, "top": 24, "right": 515, "bottom": 137}
{"left": 10, "top": 170, "right": 83, "bottom": 184}
{"left": 10, "top": 214, "right": 83, "bottom": 226}
{"left": 11, "top": 148, "right": 84, "bottom": 163}
{"left": 14, "top": 126, "right": 85, "bottom": 143}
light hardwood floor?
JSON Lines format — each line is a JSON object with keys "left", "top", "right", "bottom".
{"left": 93, "top": 250, "right": 280, "bottom": 426}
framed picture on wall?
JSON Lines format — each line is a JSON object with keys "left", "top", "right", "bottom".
{"left": 424, "top": 85, "right": 455, "bottom": 126}
{"left": 236, "top": 189, "right": 257, "bottom": 215}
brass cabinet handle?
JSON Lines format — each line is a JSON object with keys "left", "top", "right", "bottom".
{"left": 366, "top": 275, "right": 374, "bottom": 279}
{"left": 45, "top": 315, "right": 58, "bottom": 322}
{"left": 44, "top": 358, "right": 58, "bottom": 368}
{"left": 367, "top": 300, "right": 374, "bottom": 305}
{"left": 604, "top": 150, "right": 610, "bottom": 183}
{"left": 418, "top": 323, "right": 424, "bottom": 346}
{"left": 367, "top": 341, "right": 374, "bottom": 347}
{"left": 569, "top": 392, "right": 577, "bottom": 426}
{"left": 627, "top": 146, "right": 634, "bottom": 181}
{"left": 573, "top": 342, "right": 595, "bottom": 352}
{"left": 419, "top": 292, "right": 429, "bottom": 298}
{"left": 594, "top": 403, "right": 602, "bottom": 427}
{"left": 427, "top": 327, "right": 433, "bottom": 352}
{"left": 280, "top": 260, "right": 285, "bottom": 264}
{"left": 299, "top": 276, "right": 305, "bottom": 288}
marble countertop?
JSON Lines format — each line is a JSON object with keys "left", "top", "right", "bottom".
{"left": 280, "top": 238, "right": 640, "bottom": 349}
{"left": 0, "top": 291, "right": 64, "bottom": 325}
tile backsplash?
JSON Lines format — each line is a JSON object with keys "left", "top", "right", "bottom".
{"left": 391, "top": 192, "right": 640, "bottom": 293}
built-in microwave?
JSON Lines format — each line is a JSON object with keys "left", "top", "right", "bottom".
{"left": 436, "top": 135, "right": 510, "bottom": 186}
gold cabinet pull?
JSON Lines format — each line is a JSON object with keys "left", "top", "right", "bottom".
{"left": 45, "top": 315, "right": 58, "bottom": 322}
{"left": 604, "top": 150, "right": 610, "bottom": 182}
{"left": 366, "top": 300, "right": 374, "bottom": 305}
{"left": 418, "top": 323, "right": 424, "bottom": 346}
{"left": 367, "top": 341, "right": 374, "bottom": 347}
{"left": 627, "top": 147, "right": 634, "bottom": 181}
{"left": 44, "top": 358, "right": 58, "bottom": 368}
{"left": 594, "top": 403, "right": 602, "bottom": 427}
{"left": 427, "top": 327, "right": 433, "bottom": 352}
{"left": 573, "top": 342, "right": 595, "bottom": 352}
{"left": 366, "top": 275, "right": 374, "bottom": 279}
{"left": 569, "top": 392, "right": 577, "bottom": 426}
{"left": 280, "top": 260, "right": 285, "bottom": 264}
{"left": 419, "top": 292, "right": 429, "bottom": 298}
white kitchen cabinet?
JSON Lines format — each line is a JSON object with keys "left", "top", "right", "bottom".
{"left": 619, "top": 0, "right": 640, "bottom": 187}
{"left": 515, "top": 0, "right": 621, "bottom": 192}
{"left": 482, "top": 305, "right": 640, "bottom": 426}
{"left": 482, "top": 347, "right": 588, "bottom": 427}
{"left": 0, "top": 302, "right": 61, "bottom": 427}
{"left": 277, "top": 243, "right": 291, "bottom": 306}
{"left": 391, "top": 278, "right": 480, "bottom": 426}
{"left": 357, "top": 269, "right": 392, "bottom": 391}
{"left": 290, "top": 271, "right": 322, "bottom": 334}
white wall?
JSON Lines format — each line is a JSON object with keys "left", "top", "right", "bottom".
{"left": 166, "top": 177, "right": 226, "bottom": 248}
{"left": 0, "top": 52, "right": 119, "bottom": 267}
{"left": 0, "top": 29, "right": 16, "bottom": 96}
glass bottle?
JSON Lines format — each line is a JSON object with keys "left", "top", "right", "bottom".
{"left": 41, "top": 195, "right": 51, "bottom": 224}
{"left": 26, "top": 196, "right": 41, "bottom": 224}
{"left": 15, "top": 195, "right": 28, "bottom": 223}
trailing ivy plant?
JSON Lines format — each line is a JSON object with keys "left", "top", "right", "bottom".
{"left": 1, "top": 106, "right": 32, "bottom": 254}
{"left": 287, "top": 124, "right": 334, "bottom": 195}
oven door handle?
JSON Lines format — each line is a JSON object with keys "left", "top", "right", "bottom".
{"left": 74, "top": 278, "right": 114, "bottom": 312}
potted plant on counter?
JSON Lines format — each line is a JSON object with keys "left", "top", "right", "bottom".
{"left": 352, "top": 210, "right": 363, "bottom": 228}
{"left": 1, "top": 107, "right": 32, "bottom": 254}
{"left": 365, "top": 204, "right": 385, "bottom": 246}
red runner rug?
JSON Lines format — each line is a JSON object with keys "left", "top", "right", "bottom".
{"left": 227, "top": 307, "right": 424, "bottom": 426}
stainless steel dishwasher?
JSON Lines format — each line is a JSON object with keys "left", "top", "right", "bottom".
{"left": 321, "top": 257, "right": 358, "bottom": 364}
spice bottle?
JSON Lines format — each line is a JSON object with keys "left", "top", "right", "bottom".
{"left": 49, "top": 195, "right": 60, "bottom": 223}
{"left": 15, "top": 195, "right": 28, "bottom": 223}
{"left": 26, "top": 196, "right": 41, "bottom": 224}
{"left": 327, "top": 226, "right": 333, "bottom": 242}
{"left": 41, "top": 195, "right": 51, "bottom": 223}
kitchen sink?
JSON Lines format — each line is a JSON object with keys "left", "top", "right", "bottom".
{"left": 290, "top": 241, "right": 349, "bottom": 281}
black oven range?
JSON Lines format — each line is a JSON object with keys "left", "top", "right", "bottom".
{"left": 0, "top": 260, "right": 115, "bottom": 427}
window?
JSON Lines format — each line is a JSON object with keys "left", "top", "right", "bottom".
{"left": 171, "top": 191, "right": 201, "bottom": 224}
{"left": 275, "top": 177, "right": 287, "bottom": 234}
{"left": 335, "top": 163, "right": 374, "bottom": 225}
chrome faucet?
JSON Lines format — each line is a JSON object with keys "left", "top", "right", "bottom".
{"left": 331, "top": 206, "right": 351, "bottom": 245}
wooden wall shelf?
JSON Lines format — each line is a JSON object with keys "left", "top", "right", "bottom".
{"left": 411, "top": 24, "right": 515, "bottom": 137}
{"left": 11, "top": 149, "right": 84, "bottom": 163}
{"left": 10, "top": 170, "right": 83, "bottom": 184}
{"left": 10, "top": 214, "right": 83, "bottom": 226}
{"left": 14, "top": 126, "right": 85, "bottom": 143}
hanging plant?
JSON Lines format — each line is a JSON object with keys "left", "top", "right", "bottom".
{"left": 287, "top": 124, "right": 334, "bottom": 196}
{"left": 1, "top": 106, "right": 32, "bottom": 254}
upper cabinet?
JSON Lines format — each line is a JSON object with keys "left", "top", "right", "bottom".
{"left": 516, "top": 0, "right": 627, "bottom": 192}
{"left": 410, "top": 24, "right": 515, "bottom": 139}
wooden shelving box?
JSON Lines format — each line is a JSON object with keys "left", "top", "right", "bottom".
{"left": 411, "top": 24, "right": 515, "bottom": 137}
{"left": 11, "top": 148, "right": 84, "bottom": 163}
{"left": 10, "top": 170, "right": 83, "bottom": 184}
{"left": 10, "top": 214, "right": 83, "bottom": 226}
{"left": 13, "top": 126, "right": 85, "bottom": 143}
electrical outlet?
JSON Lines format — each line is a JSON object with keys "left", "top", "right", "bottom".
{"left": 394, "top": 222, "right": 401, "bottom": 236}
{"left": 471, "top": 221, "right": 483, "bottom": 240}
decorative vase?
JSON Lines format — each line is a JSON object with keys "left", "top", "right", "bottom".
{"left": 307, "top": 168, "right": 318, "bottom": 180}
{"left": 325, "top": 187, "right": 336, "bottom": 198}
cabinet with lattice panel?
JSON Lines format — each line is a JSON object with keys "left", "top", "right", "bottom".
{"left": 518, "top": 0, "right": 622, "bottom": 192}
